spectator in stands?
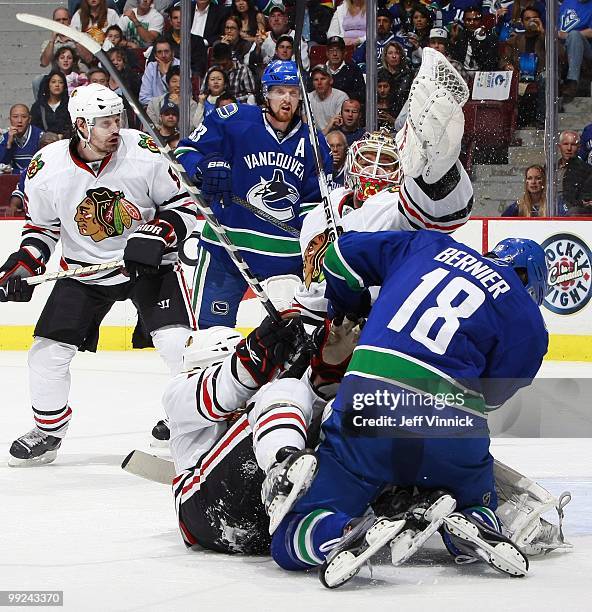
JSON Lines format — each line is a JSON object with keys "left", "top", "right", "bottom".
{"left": 232, "top": 0, "right": 266, "bottom": 44}
{"left": 40, "top": 8, "right": 94, "bottom": 69}
{"left": 107, "top": 46, "right": 142, "bottom": 96}
{"left": 71, "top": 0, "right": 120, "bottom": 44}
{"left": 449, "top": 6, "right": 499, "bottom": 73}
{"left": 194, "top": 66, "right": 230, "bottom": 125}
{"left": 389, "top": 0, "right": 414, "bottom": 35}
{"left": 191, "top": 0, "right": 229, "bottom": 47}
{"left": 353, "top": 7, "right": 396, "bottom": 72}
{"left": 310, "top": 64, "right": 349, "bottom": 131}
{"left": 139, "top": 38, "right": 180, "bottom": 105}
{"left": 376, "top": 70, "right": 398, "bottom": 129}
{"left": 578, "top": 122, "right": 592, "bottom": 165}
{"left": 500, "top": 6, "right": 555, "bottom": 128}
{"left": 381, "top": 41, "right": 414, "bottom": 111}
{"left": 304, "top": 0, "right": 335, "bottom": 46}
{"left": 156, "top": 100, "right": 180, "bottom": 142}
{"left": 87, "top": 67, "right": 110, "bottom": 86}
{"left": 211, "top": 42, "right": 257, "bottom": 104}
{"left": 119, "top": 0, "right": 164, "bottom": 49}
{"left": 218, "top": 15, "right": 255, "bottom": 63}
{"left": 426, "top": 27, "right": 464, "bottom": 74}
{"left": 559, "top": 130, "right": 592, "bottom": 214}
{"left": 324, "top": 98, "right": 365, "bottom": 145}
{"left": 323, "top": 35, "right": 366, "bottom": 103}
{"left": 502, "top": 164, "right": 546, "bottom": 217}
{"left": 0, "top": 105, "right": 43, "bottom": 175}
{"left": 490, "top": 0, "right": 546, "bottom": 42}
{"left": 53, "top": 47, "right": 89, "bottom": 94}
{"left": 558, "top": 0, "right": 592, "bottom": 103}
{"left": 326, "top": 129, "right": 348, "bottom": 188}
{"left": 103, "top": 24, "right": 136, "bottom": 49}
{"left": 328, "top": 0, "right": 367, "bottom": 47}
{"left": 121, "top": 0, "right": 174, "bottom": 15}
{"left": 8, "top": 132, "right": 61, "bottom": 217}
{"left": 255, "top": 4, "right": 309, "bottom": 70}
{"left": 411, "top": 5, "right": 433, "bottom": 49}
{"left": 147, "top": 65, "right": 199, "bottom": 128}
{"left": 30, "top": 71, "right": 71, "bottom": 137}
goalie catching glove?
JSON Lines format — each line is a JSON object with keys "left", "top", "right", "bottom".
{"left": 395, "top": 48, "right": 469, "bottom": 184}
{"left": 123, "top": 219, "right": 175, "bottom": 281}
{"left": 236, "top": 315, "right": 308, "bottom": 386}
{"left": 0, "top": 247, "right": 46, "bottom": 302}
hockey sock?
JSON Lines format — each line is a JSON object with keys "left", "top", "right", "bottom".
{"left": 271, "top": 510, "right": 351, "bottom": 571}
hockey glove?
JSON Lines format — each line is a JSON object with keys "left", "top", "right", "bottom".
{"left": 0, "top": 248, "right": 46, "bottom": 302}
{"left": 235, "top": 315, "right": 308, "bottom": 386}
{"left": 195, "top": 154, "right": 232, "bottom": 207}
{"left": 327, "top": 289, "right": 371, "bottom": 324}
{"left": 123, "top": 219, "right": 175, "bottom": 281}
{"left": 311, "top": 318, "right": 362, "bottom": 400}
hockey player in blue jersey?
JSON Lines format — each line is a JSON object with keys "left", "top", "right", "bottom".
{"left": 270, "top": 230, "right": 549, "bottom": 587}
{"left": 175, "top": 60, "right": 332, "bottom": 329}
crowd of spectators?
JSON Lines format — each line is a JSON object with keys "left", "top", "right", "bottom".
{"left": 1, "top": 0, "right": 592, "bottom": 219}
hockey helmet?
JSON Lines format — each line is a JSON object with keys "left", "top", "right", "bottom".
{"left": 344, "top": 129, "right": 401, "bottom": 203}
{"left": 182, "top": 326, "right": 243, "bottom": 372}
{"left": 262, "top": 60, "right": 300, "bottom": 97}
{"left": 68, "top": 83, "right": 124, "bottom": 125}
{"left": 487, "top": 238, "right": 548, "bottom": 305}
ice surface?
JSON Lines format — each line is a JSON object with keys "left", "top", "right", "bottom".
{"left": 0, "top": 353, "right": 590, "bottom": 612}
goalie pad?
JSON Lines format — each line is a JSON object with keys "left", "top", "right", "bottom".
{"left": 396, "top": 48, "right": 469, "bottom": 184}
{"left": 494, "top": 459, "right": 573, "bottom": 556}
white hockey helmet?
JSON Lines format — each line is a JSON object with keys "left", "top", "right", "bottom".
{"left": 344, "top": 128, "right": 401, "bottom": 202}
{"left": 68, "top": 83, "right": 124, "bottom": 126}
{"left": 182, "top": 326, "right": 243, "bottom": 372}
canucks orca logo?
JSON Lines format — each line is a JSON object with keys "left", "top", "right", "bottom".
{"left": 246, "top": 169, "right": 299, "bottom": 222}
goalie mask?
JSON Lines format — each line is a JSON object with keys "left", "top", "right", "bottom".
{"left": 344, "top": 129, "right": 401, "bottom": 203}
{"left": 183, "top": 327, "right": 242, "bottom": 372}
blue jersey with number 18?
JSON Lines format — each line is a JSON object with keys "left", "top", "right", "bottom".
{"left": 323, "top": 230, "right": 548, "bottom": 411}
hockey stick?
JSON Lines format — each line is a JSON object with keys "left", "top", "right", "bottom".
{"left": 15, "top": 13, "right": 283, "bottom": 325}
{"left": 293, "top": 1, "right": 338, "bottom": 241}
{"left": 121, "top": 450, "right": 175, "bottom": 485}
{"left": 25, "top": 259, "right": 123, "bottom": 286}
{"left": 232, "top": 196, "right": 300, "bottom": 237}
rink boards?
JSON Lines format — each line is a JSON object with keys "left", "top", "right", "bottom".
{"left": 0, "top": 217, "right": 591, "bottom": 360}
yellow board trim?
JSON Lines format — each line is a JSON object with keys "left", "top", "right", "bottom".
{"left": 0, "top": 327, "right": 590, "bottom": 361}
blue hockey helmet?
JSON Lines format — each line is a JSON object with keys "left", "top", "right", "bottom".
{"left": 261, "top": 60, "right": 300, "bottom": 97}
{"left": 488, "top": 238, "right": 548, "bottom": 305}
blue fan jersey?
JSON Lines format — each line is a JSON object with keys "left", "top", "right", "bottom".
{"left": 323, "top": 230, "right": 548, "bottom": 412}
{"left": 176, "top": 104, "right": 332, "bottom": 278}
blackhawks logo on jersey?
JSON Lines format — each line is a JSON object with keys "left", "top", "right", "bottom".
{"left": 26, "top": 154, "right": 45, "bottom": 179}
{"left": 74, "top": 187, "right": 141, "bottom": 242}
{"left": 138, "top": 134, "right": 159, "bottom": 154}
{"left": 246, "top": 169, "right": 299, "bottom": 222}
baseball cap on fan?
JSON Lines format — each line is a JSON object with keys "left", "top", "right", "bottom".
{"left": 268, "top": 2, "right": 286, "bottom": 15}
{"left": 326, "top": 36, "right": 346, "bottom": 49}
{"left": 429, "top": 27, "right": 448, "bottom": 40}
{"left": 160, "top": 101, "right": 179, "bottom": 116}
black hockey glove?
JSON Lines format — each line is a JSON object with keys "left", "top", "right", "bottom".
{"left": 235, "top": 315, "right": 308, "bottom": 386}
{"left": 123, "top": 219, "right": 175, "bottom": 281}
{"left": 195, "top": 153, "right": 232, "bottom": 207}
{"left": 0, "top": 248, "right": 46, "bottom": 303}
{"left": 327, "top": 289, "right": 372, "bottom": 324}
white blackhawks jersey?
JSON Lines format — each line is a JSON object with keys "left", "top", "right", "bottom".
{"left": 21, "top": 130, "right": 196, "bottom": 285}
{"left": 296, "top": 162, "right": 474, "bottom": 324}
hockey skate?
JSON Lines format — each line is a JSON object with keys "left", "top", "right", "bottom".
{"left": 8, "top": 428, "right": 62, "bottom": 467}
{"left": 442, "top": 507, "right": 529, "bottom": 577}
{"left": 389, "top": 489, "right": 457, "bottom": 566}
{"left": 150, "top": 418, "right": 170, "bottom": 448}
{"left": 262, "top": 446, "right": 318, "bottom": 535}
{"left": 319, "top": 514, "right": 407, "bottom": 589}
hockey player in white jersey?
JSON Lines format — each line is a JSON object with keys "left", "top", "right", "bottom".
{"left": 296, "top": 48, "right": 474, "bottom": 325}
{"left": 0, "top": 84, "right": 198, "bottom": 466}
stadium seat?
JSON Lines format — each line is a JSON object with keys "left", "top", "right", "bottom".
{"left": 0, "top": 174, "right": 21, "bottom": 217}
{"left": 461, "top": 71, "right": 519, "bottom": 174}
{"left": 130, "top": 47, "right": 147, "bottom": 75}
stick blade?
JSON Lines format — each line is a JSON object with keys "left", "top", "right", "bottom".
{"left": 121, "top": 450, "right": 175, "bottom": 485}
{"left": 16, "top": 13, "right": 102, "bottom": 54}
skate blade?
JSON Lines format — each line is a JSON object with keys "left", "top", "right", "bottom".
{"left": 268, "top": 454, "right": 318, "bottom": 535}
{"left": 8, "top": 450, "right": 58, "bottom": 467}
{"left": 443, "top": 515, "right": 529, "bottom": 577}
{"left": 391, "top": 495, "right": 457, "bottom": 566}
{"left": 321, "top": 518, "right": 407, "bottom": 589}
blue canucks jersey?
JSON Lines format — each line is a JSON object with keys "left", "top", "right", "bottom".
{"left": 175, "top": 104, "right": 332, "bottom": 278}
{"left": 323, "top": 230, "right": 548, "bottom": 412}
